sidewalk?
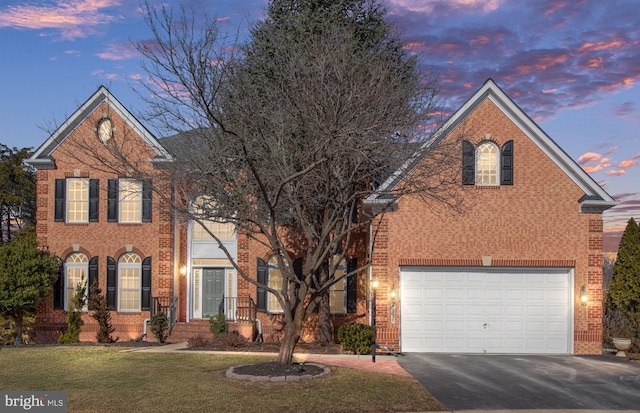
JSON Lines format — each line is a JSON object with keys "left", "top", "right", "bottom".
{"left": 128, "top": 342, "right": 411, "bottom": 376}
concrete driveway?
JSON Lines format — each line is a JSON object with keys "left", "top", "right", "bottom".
{"left": 398, "top": 354, "right": 640, "bottom": 411}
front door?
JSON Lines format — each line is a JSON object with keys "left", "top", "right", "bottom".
{"left": 203, "top": 268, "right": 225, "bottom": 318}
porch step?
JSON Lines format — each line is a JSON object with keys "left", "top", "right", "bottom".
{"left": 166, "top": 321, "right": 213, "bottom": 343}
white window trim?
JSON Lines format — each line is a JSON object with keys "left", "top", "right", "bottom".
{"left": 118, "top": 253, "right": 142, "bottom": 312}
{"left": 119, "top": 179, "right": 142, "bottom": 224}
{"left": 65, "top": 253, "right": 89, "bottom": 312}
{"left": 267, "top": 257, "right": 284, "bottom": 314}
{"left": 66, "top": 178, "right": 89, "bottom": 223}
{"left": 475, "top": 141, "right": 500, "bottom": 186}
{"left": 329, "top": 257, "right": 347, "bottom": 314}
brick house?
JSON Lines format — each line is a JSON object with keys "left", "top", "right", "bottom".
{"left": 27, "top": 79, "right": 614, "bottom": 353}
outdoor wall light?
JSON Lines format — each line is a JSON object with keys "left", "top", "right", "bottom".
{"left": 179, "top": 265, "right": 187, "bottom": 277}
{"left": 579, "top": 285, "right": 588, "bottom": 306}
{"left": 371, "top": 276, "right": 380, "bottom": 291}
{"left": 390, "top": 284, "right": 397, "bottom": 300}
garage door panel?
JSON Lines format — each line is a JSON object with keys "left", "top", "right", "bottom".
{"left": 400, "top": 267, "right": 571, "bottom": 354}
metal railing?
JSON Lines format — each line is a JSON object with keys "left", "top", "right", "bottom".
{"left": 220, "top": 296, "right": 256, "bottom": 322}
{"left": 151, "top": 296, "right": 178, "bottom": 333}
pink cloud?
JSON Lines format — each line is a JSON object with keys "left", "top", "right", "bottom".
{"left": 578, "top": 40, "right": 624, "bottom": 52}
{"left": 618, "top": 154, "right": 640, "bottom": 169}
{"left": 96, "top": 43, "right": 139, "bottom": 61}
{"left": 607, "top": 170, "right": 626, "bottom": 176}
{"left": 577, "top": 152, "right": 601, "bottom": 164}
{"left": 0, "top": 0, "right": 122, "bottom": 40}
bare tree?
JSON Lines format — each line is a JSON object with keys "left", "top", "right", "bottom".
{"left": 62, "top": 1, "right": 465, "bottom": 364}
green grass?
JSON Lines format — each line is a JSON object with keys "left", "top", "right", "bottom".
{"left": 0, "top": 346, "right": 445, "bottom": 412}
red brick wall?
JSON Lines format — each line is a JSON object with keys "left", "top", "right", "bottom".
{"left": 34, "top": 101, "right": 175, "bottom": 343}
{"left": 371, "top": 99, "right": 604, "bottom": 354}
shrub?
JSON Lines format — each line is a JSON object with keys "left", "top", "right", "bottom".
{"left": 187, "top": 334, "right": 210, "bottom": 348}
{"left": 213, "top": 331, "right": 246, "bottom": 349}
{"left": 150, "top": 312, "right": 169, "bottom": 343}
{"left": 88, "top": 279, "right": 118, "bottom": 343}
{"left": 209, "top": 313, "right": 228, "bottom": 338}
{"left": 337, "top": 323, "right": 373, "bottom": 355}
{"left": 58, "top": 276, "right": 87, "bottom": 344}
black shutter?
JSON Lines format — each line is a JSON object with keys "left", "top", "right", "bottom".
{"left": 141, "top": 257, "right": 152, "bottom": 311}
{"left": 257, "top": 258, "right": 267, "bottom": 312}
{"left": 107, "top": 179, "right": 118, "bottom": 222}
{"left": 88, "top": 256, "right": 99, "bottom": 310}
{"left": 142, "top": 181, "right": 152, "bottom": 222}
{"left": 501, "top": 140, "right": 514, "bottom": 185}
{"left": 462, "top": 140, "right": 475, "bottom": 185}
{"left": 107, "top": 257, "right": 117, "bottom": 309}
{"left": 53, "top": 259, "right": 64, "bottom": 309}
{"left": 346, "top": 259, "right": 358, "bottom": 314}
{"left": 54, "top": 179, "right": 65, "bottom": 222}
{"left": 89, "top": 179, "right": 99, "bottom": 222}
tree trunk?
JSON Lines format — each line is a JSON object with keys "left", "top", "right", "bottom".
{"left": 276, "top": 324, "right": 301, "bottom": 364}
{"left": 318, "top": 293, "right": 333, "bottom": 345}
{"left": 13, "top": 312, "right": 24, "bottom": 346}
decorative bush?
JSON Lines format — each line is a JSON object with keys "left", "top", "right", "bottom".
{"left": 88, "top": 279, "right": 118, "bottom": 343}
{"left": 213, "top": 331, "right": 246, "bottom": 349}
{"left": 187, "top": 334, "right": 210, "bottom": 348}
{"left": 150, "top": 312, "right": 169, "bottom": 343}
{"left": 209, "top": 313, "right": 228, "bottom": 338}
{"left": 58, "top": 277, "right": 87, "bottom": 344}
{"left": 337, "top": 322, "right": 373, "bottom": 355}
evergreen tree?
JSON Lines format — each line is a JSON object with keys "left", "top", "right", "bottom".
{"left": 607, "top": 217, "right": 640, "bottom": 350}
{"left": 608, "top": 218, "right": 640, "bottom": 312}
{"left": 0, "top": 144, "right": 36, "bottom": 243}
{"left": 0, "top": 227, "right": 59, "bottom": 345}
{"left": 89, "top": 279, "right": 118, "bottom": 343}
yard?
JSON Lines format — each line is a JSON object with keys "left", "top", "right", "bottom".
{"left": 0, "top": 346, "right": 445, "bottom": 412}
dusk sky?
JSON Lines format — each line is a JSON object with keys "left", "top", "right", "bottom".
{"left": 0, "top": 0, "right": 638, "bottom": 250}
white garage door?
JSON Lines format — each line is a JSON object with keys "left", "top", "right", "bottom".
{"left": 400, "top": 267, "right": 572, "bottom": 354}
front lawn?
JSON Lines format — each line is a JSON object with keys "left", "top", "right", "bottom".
{"left": 0, "top": 346, "right": 445, "bottom": 412}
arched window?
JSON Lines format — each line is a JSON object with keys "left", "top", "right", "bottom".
{"left": 119, "top": 253, "right": 141, "bottom": 311}
{"left": 65, "top": 253, "right": 88, "bottom": 311}
{"left": 476, "top": 142, "right": 499, "bottom": 185}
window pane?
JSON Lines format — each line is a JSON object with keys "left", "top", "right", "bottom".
{"left": 268, "top": 257, "right": 283, "bottom": 313}
{"left": 65, "top": 253, "right": 88, "bottom": 311}
{"left": 67, "top": 179, "right": 88, "bottom": 223}
{"left": 476, "top": 143, "right": 498, "bottom": 185}
{"left": 119, "top": 253, "right": 141, "bottom": 311}
{"left": 119, "top": 179, "right": 142, "bottom": 223}
{"left": 192, "top": 196, "right": 236, "bottom": 240}
{"left": 329, "top": 256, "right": 346, "bottom": 313}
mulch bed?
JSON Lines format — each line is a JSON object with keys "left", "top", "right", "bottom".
{"left": 232, "top": 361, "right": 325, "bottom": 377}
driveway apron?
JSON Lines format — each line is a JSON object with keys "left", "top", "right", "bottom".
{"left": 398, "top": 354, "right": 640, "bottom": 410}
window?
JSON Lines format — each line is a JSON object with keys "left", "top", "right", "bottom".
{"left": 462, "top": 140, "right": 514, "bottom": 186}
{"left": 108, "top": 179, "right": 152, "bottom": 223}
{"left": 191, "top": 196, "right": 236, "bottom": 240}
{"left": 119, "top": 179, "right": 142, "bottom": 223}
{"left": 54, "top": 179, "right": 99, "bottom": 223}
{"left": 65, "top": 253, "right": 88, "bottom": 311}
{"left": 329, "top": 257, "right": 347, "bottom": 313}
{"left": 118, "top": 253, "right": 141, "bottom": 311}
{"left": 267, "top": 256, "right": 284, "bottom": 313}
{"left": 476, "top": 142, "right": 499, "bottom": 186}
{"left": 256, "top": 256, "right": 286, "bottom": 313}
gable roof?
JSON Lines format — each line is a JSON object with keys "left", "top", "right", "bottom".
{"left": 364, "top": 78, "right": 616, "bottom": 213}
{"left": 27, "top": 86, "right": 172, "bottom": 169}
